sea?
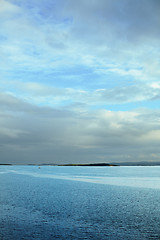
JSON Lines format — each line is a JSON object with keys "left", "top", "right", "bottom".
{"left": 1, "top": 165, "right": 160, "bottom": 240}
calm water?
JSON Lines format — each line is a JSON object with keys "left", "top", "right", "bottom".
{"left": 1, "top": 166, "right": 160, "bottom": 239}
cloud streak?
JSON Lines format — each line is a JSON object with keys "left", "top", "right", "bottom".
{"left": 2, "top": 81, "right": 160, "bottom": 106}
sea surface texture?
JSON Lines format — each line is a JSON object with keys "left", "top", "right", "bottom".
{"left": 1, "top": 166, "right": 160, "bottom": 240}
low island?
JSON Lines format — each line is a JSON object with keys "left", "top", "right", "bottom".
{"left": 57, "top": 163, "right": 118, "bottom": 166}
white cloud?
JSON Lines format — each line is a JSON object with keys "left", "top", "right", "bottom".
{"left": 0, "top": 0, "right": 20, "bottom": 14}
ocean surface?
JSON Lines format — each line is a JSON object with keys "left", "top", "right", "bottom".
{"left": 1, "top": 166, "right": 160, "bottom": 240}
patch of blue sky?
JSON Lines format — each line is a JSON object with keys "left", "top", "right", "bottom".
{"left": 91, "top": 100, "right": 160, "bottom": 112}
{"left": 0, "top": 34, "right": 7, "bottom": 41}
{"left": 32, "top": 98, "right": 74, "bottom": 108}
{"left": 2, "top": 66, "right": 135, "bottom": 93}
{"left": 124, "top": 66, "right": 143, "bottom": 71}
{"left": 8, "top": 0, "right": 68, "bottom": 25}
{"left": 8, "top": 0, "right": 60, "bottom": 10}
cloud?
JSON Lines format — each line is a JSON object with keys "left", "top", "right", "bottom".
{"left": 65, "top": 0, "right": 160, "bottom": 44}
{"left": 2, "top": 80, "right": 160, "bottom": 107}
{"left": 1, "top": 0, "right": 160, "bottom": 83}
{"left": 0, "top": 0, "right": 160, "bottom": 164}
{"left": 64, "top": 0, "right": 160, "bottom": 82}
{"left": 0, "top": 91, "right": 160, "bottom": 164}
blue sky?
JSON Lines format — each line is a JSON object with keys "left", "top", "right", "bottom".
{"left": 0, "top": 0, "right": 160, "bottom": 164}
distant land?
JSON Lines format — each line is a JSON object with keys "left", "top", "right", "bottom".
{"left": 57, "top": 163, "right": 118, "bottom": 167}
{"left": 0, "top": 164, "right": 12, "bottom": 165}
{"left": 1, "top": 162, "right": 160, "bottom": 166}
{"left": 113, "top": 161, "right": 160, "bottom": 166}
{"left": 37, "top": 162, "right": 160, "bottom": 166}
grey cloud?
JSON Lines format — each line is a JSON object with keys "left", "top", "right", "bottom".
{"left": 0, "top": 93, "right": 160, "bottom": 164}
{"left": 0, "top": 92, "right": 72, "bottom": 117}
{"left": 65, "top": 0, "right": 160, "bottom": 45}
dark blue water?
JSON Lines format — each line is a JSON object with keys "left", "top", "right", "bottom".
{"left": 1, "top": 166, "right": 160, "bottom": 239}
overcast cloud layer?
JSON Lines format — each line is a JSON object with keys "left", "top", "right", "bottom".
{"left": 0, "top": 0, "right": 160, "bottom": 164}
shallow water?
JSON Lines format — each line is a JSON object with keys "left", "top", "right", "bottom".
{"left": 1, "top": 166, "right": 160, "bottom": 239}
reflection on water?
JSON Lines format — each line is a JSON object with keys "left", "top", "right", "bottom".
{"left": 1, "top": 165, "right": 160, "bottom": 189}
{"left": 1, "top": 166, "right": 160, "bottom": 239}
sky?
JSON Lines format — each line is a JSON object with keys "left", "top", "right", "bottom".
{"left": 0, "top": 0, "right": 160, "bottom": 165}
